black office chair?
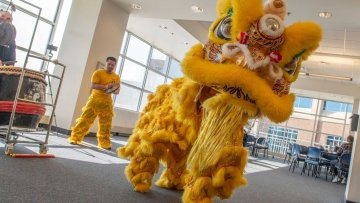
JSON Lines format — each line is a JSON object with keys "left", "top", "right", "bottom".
{"left": 252, "top": 137, "right": 269, "bottom": 158}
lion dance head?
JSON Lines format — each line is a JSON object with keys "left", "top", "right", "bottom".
{"left": 182, "top": 0, "right": 322, "bottom": 123}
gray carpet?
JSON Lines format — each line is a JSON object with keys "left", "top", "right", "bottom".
{"left": 0, "top": 133, "right": 345, "bottom": 203}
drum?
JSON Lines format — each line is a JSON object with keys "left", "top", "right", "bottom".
{"left": 0, "top": 66, "right": 47, "bottom": 129}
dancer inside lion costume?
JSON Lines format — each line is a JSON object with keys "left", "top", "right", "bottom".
{"left": 118, "top": 0, "right": 322, "bottom": 202}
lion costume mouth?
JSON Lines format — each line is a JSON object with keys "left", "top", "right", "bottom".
{"left": 181, "top": 0, "right": 322, "bottom": 123}
{"left": 182, "top": 43, "right": 295, "bottom": 123}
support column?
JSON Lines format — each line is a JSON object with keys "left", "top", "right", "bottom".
{"left": 345, "top": 98, "right": 360, "bottom": 203}
{"left": 54, "top": 0, "right": 129, "bottom": 131}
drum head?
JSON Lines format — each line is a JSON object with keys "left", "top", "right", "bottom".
{"left": 0, "top": 22, "right": 16, "bottom": 45}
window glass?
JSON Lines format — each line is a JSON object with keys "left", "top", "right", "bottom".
{"left": 120, "top": 32, "right": 128, "bottom": 55}
{"left": 115, "top": 56, "right": 123, "bottom": 76}
{"left": 144, "top": 70, "right": 165, "bottom": 92}
{"left": 347, "top": 104, "right": 353, "bottom": 112}
{"left": 149, "top": 48, "right": 169, "bottom": 74}
{"left": 121, "top": 59, "right": 146, "bottom": 88}
{"left": 13, "top": 0, "right": 60, "bottom": 21}
{"left": 139, "top": 92, "right": 150, "bottom": 112}
{"left": 166, "top": 78, "right": 173, "bottom": 84}
{"left": 267, "top": 126, "right": 298, "bottom": 154}
{"left": 324, "top": 101, "right": 352, "bottom": 112}
{"left": 168, "top": 59, "right": 182, "bottom": 78}
{"left": 126, "top": 35, "right": 150, "bottom": 65}
{"left": 326, "top": 135, "right": 343, "bottom": 147}
{"left": 12, "top": 11, "right": 37, "bottom": 49}
{"left": 294, "top": 96, "right": 312, "bottom": 108}
{"left": 15, "top": 49, "right": 43, "bottom": 70}
{"left": 32, "top": 21, "right": 53, "bottom": 54}
{"left": 114, "top": 85, "right": 140, "bottom": 111}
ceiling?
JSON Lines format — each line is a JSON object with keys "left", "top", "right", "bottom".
{"left": 112, "top": 0, "right": 360, "bottom": 102}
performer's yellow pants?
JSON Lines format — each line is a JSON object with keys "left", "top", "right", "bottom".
{"left": 68, "top": 95, "right": 114, "bottom": 149}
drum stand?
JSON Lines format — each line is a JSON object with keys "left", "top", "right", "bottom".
{"left": 0, "top": 55, "right": 66, "bottom": 155}
{"left": 0, "top": 0, "right": 67, "bottom": 155}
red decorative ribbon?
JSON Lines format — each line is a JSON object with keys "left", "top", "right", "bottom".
{"left": 0, "top": 101, "right": 46, "bottom": 115}
{"left": 237, "top": 32, "right": 249, "bottom": 44}
{"left": 270, "top": 51, "right": 282, "bottom": 63}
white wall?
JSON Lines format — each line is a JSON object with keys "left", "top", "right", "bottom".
{"left": 55, "top": 0, "right": 103, "bottom": 130}
{"left": 55, "top": 0, "right": 133, "bottom": 134}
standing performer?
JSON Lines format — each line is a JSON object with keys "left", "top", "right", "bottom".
{"left": 68, "top": 56, "right": 120, "bottom": 149}
{"left": 0, "top": 10, "right": 16, "bottom": 66}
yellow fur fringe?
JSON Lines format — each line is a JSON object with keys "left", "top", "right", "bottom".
{"left": 280, "top": 21, "right": 322, "bottom": 82}
{"left": 187, "top": 93, "right": 256, "bottom": 171}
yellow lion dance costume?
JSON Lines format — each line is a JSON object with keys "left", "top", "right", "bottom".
{"left": 118, "top": 0, "right": 322, "bottom": 202}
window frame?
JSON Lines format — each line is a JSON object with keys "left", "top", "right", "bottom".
{"left": 114, "top": 31, "right": 182, "bottom": 112}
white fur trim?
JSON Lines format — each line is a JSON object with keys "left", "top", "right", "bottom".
{"left": 220, "top": 42, "right": 271, "bottom": 70}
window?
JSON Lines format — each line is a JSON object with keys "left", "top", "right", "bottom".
{"left": 268, "top": 126, "right": 298, "bottom": 154}
{"left": 149, "top": 48, "right": 169, "bottom": 74}
{"left": 144, "top": 70, "right": 165, "bottom": 92}
{"left": 326, "top": 135, "right": 343, "bottom": 147}
{"left": 168, "top": 59, "right": 183, "bottom": 78}
{"left": 114, "top": 85, "right": 141, "bottom": 111}
{"left": 254, "top": 95, "right": 353, "bottom": 155}
{"left": 121, "top": 59, "right": 146, "bottom": 88}
{"left": 294, "top": 96, "right": 313, "bottom": 108}
{"left": 116, "top": 32, "right": 182, "bottom": 112}
{"left": 139, "top": 92, "right": 150, "bottom": 111}
{"left": 166, "top": 78, "right": 173, "bottom": 84}
{"left": 323, "top": 101, "right": 352, "bottom": 112}
{"left": 12, "top": 0, "right": 60, "bottom": 21}
{"left": 120, "top": 32, "right": 128, "bottom": 55}
{"left": 126, "top": 35, "right": 150, "bottom": 65}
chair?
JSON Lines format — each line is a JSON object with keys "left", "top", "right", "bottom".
{"left": 283, "top": 142, "right": 293, "bottom": 164}
{"left": 243, "top": 133, "right": 256, "bottom": 148}
{"left": 319, "top": 152, "right": 338, "bottom": 181}
{"left": 301, "top": 147, "right": 322, "bottom": 178}
{"left": 288, "top": 143, "right": 306, "bottom": 172}
{"left": 252, "top": 137, "right": 269, "bottom": 158}
{"left": 332, "top": 153, "right": 351, "bottom": 183}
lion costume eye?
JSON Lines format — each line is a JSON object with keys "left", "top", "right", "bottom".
{"left": 258, "top": 14, "right": 285, "bottom": 39}
{"left": 214, "top": 16, "right": 232, "bottom": 40}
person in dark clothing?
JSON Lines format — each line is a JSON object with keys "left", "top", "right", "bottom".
{"left": 0, "top": 10, "right": 16, "bottom": 66}
{"left": 331, "top": 135, "right": 354, "bottom": 184}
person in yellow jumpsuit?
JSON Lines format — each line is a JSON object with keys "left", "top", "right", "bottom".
{"left": 68, "top": 56, "right": 120, "bottom": 149}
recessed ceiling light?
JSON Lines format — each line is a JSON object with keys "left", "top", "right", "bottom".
{"left": 184, "top": 42, "right": 189, "bottom": 45}
{"left": 319, "top": 12, "right": 332, "bottom": 18}
{"left": 170, "top": 32, "right": 174, "bottom": 35}
{"left": 131, "top": 3, "right": 142, "bottom": 10}
{"left": 191, "top": 5, "right": 204, "bottom": 13}
{"left": 159, "top": 25, "right": 167, "bottom": 29}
